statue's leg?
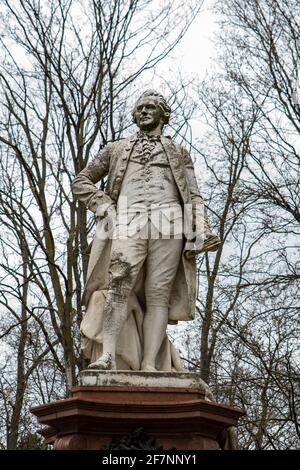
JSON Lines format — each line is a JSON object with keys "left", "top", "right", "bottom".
{"left": 88, "top": 237, "right": 147, "bottom": 370}
{"left": 140, "top": 305, "right": 169, "bottom": 372}
{"left": 89, "top": 290, "right": 128, "bottom": 370}
{"left": 141, "top": 238, "right": 183, "bottom": 371}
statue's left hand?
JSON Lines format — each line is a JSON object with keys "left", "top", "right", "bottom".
{"left": 184, "top": 234, "right": 221, "bottom": 259}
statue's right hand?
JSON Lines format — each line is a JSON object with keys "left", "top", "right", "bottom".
{"left": 96, "top": 200, "right": 116, "bottom": 220}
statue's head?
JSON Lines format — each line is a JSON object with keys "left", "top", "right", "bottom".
{"left": 132, "top": 90, "right": 171, "bottom": 132}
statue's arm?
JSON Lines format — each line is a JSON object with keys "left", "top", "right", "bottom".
{"left": 181, "top": 147, "right": 221, "bottom": 253}
{"left": 180, "top": 147, "right": 205, "bottom": 207}
{"left": 71, "top": 145, "right": 112, "bottom": 213}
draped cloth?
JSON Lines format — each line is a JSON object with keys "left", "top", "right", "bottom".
{"left": 80, "top": 223, "right": 195, "bottom": 371}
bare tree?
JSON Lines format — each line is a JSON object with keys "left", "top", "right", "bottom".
{"left": 215, "top": 0, "right": 300, "bottom": 239}
{"left": 173, "top": 0, "right": 300, "bottom": 448}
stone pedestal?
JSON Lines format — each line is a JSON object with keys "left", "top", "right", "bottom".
{"left": 31, "top": 371, "right": 244, "bottom": 450}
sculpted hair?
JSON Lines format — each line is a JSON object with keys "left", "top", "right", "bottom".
{"left": 132, "top": 90, "right": 171, "bottom": 125}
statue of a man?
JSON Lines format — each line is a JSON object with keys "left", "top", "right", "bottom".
{"left": 72, "top": 90, "right": 220, "bottom": 372}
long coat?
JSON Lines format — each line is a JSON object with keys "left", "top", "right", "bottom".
{"left": 72, "top": 133, "right": 217, "bottom": 370}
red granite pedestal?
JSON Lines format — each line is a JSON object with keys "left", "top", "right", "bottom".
{"left": 31, "top": 372, "right": 244, "bottom": 450}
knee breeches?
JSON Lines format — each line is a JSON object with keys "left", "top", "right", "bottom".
{"left": 107, "top": 237, "right": 183, "bottom": 307}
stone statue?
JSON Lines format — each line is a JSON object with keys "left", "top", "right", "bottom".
{"left": 72, "top": 90, "right": 220, "bottom": 372}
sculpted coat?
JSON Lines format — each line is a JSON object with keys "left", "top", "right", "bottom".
{"left": 72, "top": 133, "right": 218, "bottom": 371}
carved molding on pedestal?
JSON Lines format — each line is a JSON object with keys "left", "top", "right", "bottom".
{"left": 107, "top": 427, "right": 164, "bottom": 451}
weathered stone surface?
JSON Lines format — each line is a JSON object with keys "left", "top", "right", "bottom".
{"left": 79, "top": 370, "right": 214, "bottom": 400}
{"left": 71, "top": 89, "right": 221, "bottom": 373}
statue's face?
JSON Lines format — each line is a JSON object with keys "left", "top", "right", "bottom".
{"left": 134, "top": 97, "right": 163, "bottom": 131}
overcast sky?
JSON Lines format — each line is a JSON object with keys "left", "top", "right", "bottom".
{"left": 175, "top": 1, "right": 218, "bottom": 79}
{"left": 138, "top": 1, "right": 219, "bottom": 144}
